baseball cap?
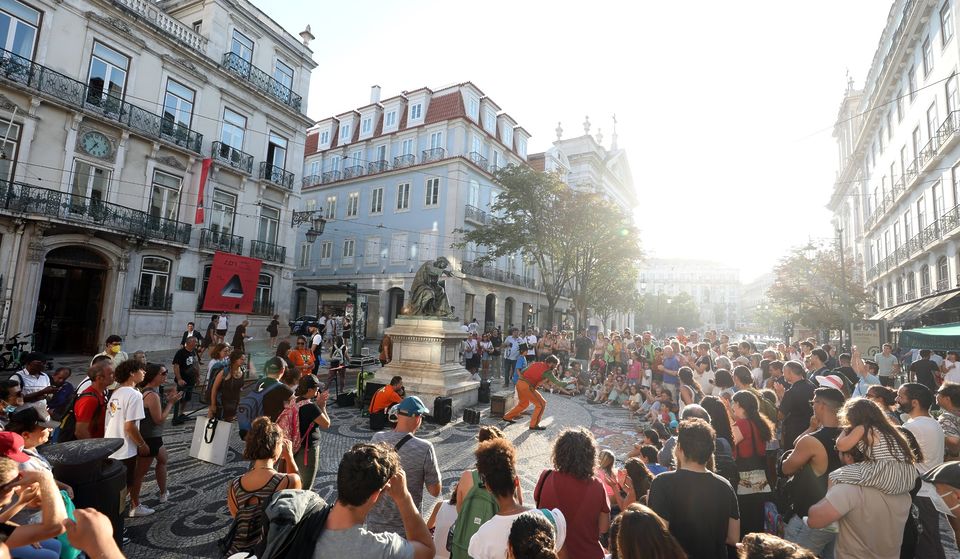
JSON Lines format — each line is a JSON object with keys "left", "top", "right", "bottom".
{"left": 396, "top": 396, "right": 430, "bottom": 417}
{"left": 22, "top": 352, "right": 47, "bottom": 364}
{"left": 921, "top": 461, "right": 960, "bottom": 487}
{"left": 263, "top": 356, "right": 286, "bottom": 375}
{"left": 816, "top": 375, "right": 845, "bottom": 391}
{"left": 6, "top": 407, "right": 59, "bottom": 433}
{"left": 0, "top": 432, "right": 29, "bottom": 463}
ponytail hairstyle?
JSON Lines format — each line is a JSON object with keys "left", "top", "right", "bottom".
{"left": 507, "top": 512, "right": 558, "bottom": 559}
{"left": 731, "top": 390, "right": 774, "bottom": 443}
{"left": 678, "top": 366, "right": 702, "bottom": 394}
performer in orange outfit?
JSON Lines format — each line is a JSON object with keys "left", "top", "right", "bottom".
{"left": 502, "top": 355, "right": 566, "bottom": 430}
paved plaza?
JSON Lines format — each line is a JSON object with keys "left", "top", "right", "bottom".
{"left": 50, "top": 341, "right": 643, "bottom": 559}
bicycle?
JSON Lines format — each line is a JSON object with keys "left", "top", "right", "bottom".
{"left": 0, "top": 332, "right": 35, "bottom": 371}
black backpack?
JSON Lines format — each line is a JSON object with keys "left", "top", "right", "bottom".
{"left": 56, "top": 391, "right": 101, "bottom": 443}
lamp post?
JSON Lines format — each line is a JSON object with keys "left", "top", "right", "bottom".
{"left": 291, "top": 209, "right": 327, "bottom": 243}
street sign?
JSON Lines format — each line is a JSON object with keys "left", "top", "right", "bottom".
{"left": 850, "top": 320, "right": 883, "bottom": 358}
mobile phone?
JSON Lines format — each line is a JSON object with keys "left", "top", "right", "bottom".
{"left": 0, "top": 521, "right": 15, "bottom": 542}
{"left": 317, "top": 382, "right": 327, "bottom": 393}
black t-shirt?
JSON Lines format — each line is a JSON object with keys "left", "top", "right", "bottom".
{"left": 574, "top": 336, "right": 593, "bottom": 360}
{"left": 835, "top": 366, "right": 858, "bottom": 386}
{"left": 695, "top": 355, "right": 712, "bottom": 371}
{"left": 910, "top": 359, "right": 939, "bottom": 391}
{"left": 648, "top": 469, "right": 739, "bottom": 559}
{"left": 297, "top": 401, "right": 323, "bottom": 447}
{"left": 780, "top": 378, "right": 816, "bottom": 450}
{"left": 263, "top": 383, "right": 294, "bottom": 422}
{"left": 172, "top": 348, "right": 200, "bottom": 383}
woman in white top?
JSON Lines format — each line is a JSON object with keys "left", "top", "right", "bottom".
{"left": 427, "top": 485, "right": 459, "bottom": 558}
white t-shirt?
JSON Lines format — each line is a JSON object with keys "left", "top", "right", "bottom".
{"left": 904, "top": 415, "right": 945, "bottom": 502}
{"left": 311, "top": 333, "right": 323, "bottom": 349}
{"left": 432, "top": 501, "right": 458, "bottom": 559}
{"left": 14, "top": 370, "right": 50, "bottom": 397}
{"left": 467, "top": 508, "right": 566, "bottom": 559}
{"left": 696, "top": 370, "right": 716, "bottom": 396}
{"left": 525, "top": 335, "right": 538, "bottom": 355}
{"left": 945, "top": 360, "right": 960, "bottom": 384}
{"left": 217, "top": 315, "right": 228, "bottom": 330}
{"left": 318, "top": 316, "right": 327, "bottom": 327}
{"left": 105, "top": 386, "right": 146, "bottom": 459}
{"left": 751, "top": 367, "right": 763, "bottom": 388}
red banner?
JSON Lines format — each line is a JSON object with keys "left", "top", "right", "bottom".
{"left": 201, "top": 251, "right": 262, "bottom": 313}
{"left": 195, "top": 158, "right": 213, "bottom": 224}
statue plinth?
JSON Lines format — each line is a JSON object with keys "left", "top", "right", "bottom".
{"left": 375, "top": 316, "right": 479, "bottom": 413}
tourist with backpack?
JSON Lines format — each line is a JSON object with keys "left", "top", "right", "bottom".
{"left": 467, "top": 438, "right": 566, "bottom": 559}
{"left": 449, "top": 427, "right": 505, "bottom": 559}
{"left": 207, "top": 350, "right": 246, "bottom": 422}
{"left": 286, "top": 374, "right": 330, "bottom": 490}
{"left": 237, "top": 357, "right": 294, "bottom": 440}
{"left": 62, "top": 361, "right": 114, "bottom": 441}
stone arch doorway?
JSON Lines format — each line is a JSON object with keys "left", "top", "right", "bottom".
{"left": 484, "top": 293, "right": 497, "bottom": 332}
{"left": 504, "top": 297, "right": 515, "bottom": 330}
{"left": 386, "top": 287, "right": 405, "bottom": 328}
{"left": 34, "top": 246, "right": 107, "bottom": 354}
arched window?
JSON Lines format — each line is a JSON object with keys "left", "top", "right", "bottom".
{"left": 886, "top": 282, "right": 893, "bottom": 308}
{"left": 254, "top": 274, "right": 273, "bottom": 315}
{"left": 135, "top": 256, "right": 172, "bottom": 310}
{"left": 906, "top": 271, "right": 916, "bottom": 299}
{"left": 921, "top": 265, "right": 931, "bottom": 295}
{"left": 938, "top": 257, "right": 949, "bottom": 290}
{"left": 896, "top": 276, "right": 905, "bottom": 304}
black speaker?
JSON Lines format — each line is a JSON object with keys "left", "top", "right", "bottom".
{"left": 463, "top": 408, "right": 481, "bottom": 424}
{"left": 477, "top": 379, "right": 491, "bottom": 403}
{"left": 336, "top": 391, "right": 356, "bottom": 407}
{"left": 364, "top": 381, "right": 387, "bottom": 410}
{"left": 433, "top": 396, "right": 453, "bottom": 425}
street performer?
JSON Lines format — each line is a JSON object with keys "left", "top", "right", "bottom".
{"left": 502, "top": 355, "right": 568, "bottom": 430}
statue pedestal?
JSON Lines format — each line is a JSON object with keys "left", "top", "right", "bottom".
{"left": 375, "top": 316, "right": 479, "bottom": 414}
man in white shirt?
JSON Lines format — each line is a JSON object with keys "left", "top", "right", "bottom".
{"left": 502, "top": 328, "right": 521, "bottom": 386}
{"left": 13, "top": 352, "right": 55, "bottom": 404}
{"left": 104, "top": 360, "right": 151, "bottom": 517}
{"left": 944, "top": 351, "right": 960, "bottom": 384}
{"left": 525, "top": 330, "right": 538, "bottom": 361}
{"left": 468, "top": 318, "right": 480, "bottom": 335}
{"left": 215, "top": 313, "right": 229, "bottom": 344}
{"left": 874, "top": 343, "right": 900, "bottom": 387}
{"left": 898, "top": 382, "right": 958, "bottom": 559}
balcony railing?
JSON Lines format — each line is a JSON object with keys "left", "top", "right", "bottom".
{"left": 250, "top": 239, "right": 286, "bottom": 264}
{"left": 342, "top": 165, "right": 364, "bottom": 179}
{"left": 422, "top": 147, "right": 445, "bottom": 163}
{"left": 114, "top": 0, "right": 208, "bottom": 54}
{"left": 251, "top": 298, "right": 275, "bottom": 316}
{"left": 321, "top": 170, "right": 341, "bottom": 184}
{"left": 199, "top": 228, "right": 244, "bottom": 254}
{"left": 302, "top": 175, "right": 322, "bottom": 188}
{"left": 221, "top": 52, "right": 302, "bottom": 111}
{"left": 921, "top": 284, "right": 932, "bottom": 297}
{"left": 906, "top": 290, "right": 917, "bottom": 301}
{"left": 0, "top": 181, "right": 192, "bottom": 244}
{"left": 469, "top": 151, "right": 488, "bottom": 171}
{"left": 464, "top": 204, "right": 488, "bottom": 225}
{"left": 211, "top": 141, "right": 253, "bottom": 174}
{"left": 393, "top": 154, "right": 416, "bottom": 168}
{"left": 368, "top": 160, "right": 390, "bottom": 174}
{"left": 938, "top": 278, "right": 950, "bottom": 292}
{"left": 0, "top": 48, "right": 203, "bottom": 153}
{"left": 258, "top": 162, "right": 294, "bottom": 190}
{"left": 131, "top": 289, "right": 173, "bottom": 311}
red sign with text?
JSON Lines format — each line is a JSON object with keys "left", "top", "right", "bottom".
{"left": 201, "top": 252, "right": 262, "bottom": 313}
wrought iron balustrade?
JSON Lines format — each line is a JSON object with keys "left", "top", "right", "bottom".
{"left": 211, "top": 141, "right": 254, "bottom": 173}
{"left": 464, "top": 204, "right": 487, "bottom": 224}
{"left": 342, "top": 165, "right": 364, "bottom": 179}
{"left": 0, "top": 47, "right": 203, "bottom": 153}
{"left": 422, "top": 148, "right": 445, "bottom": 163}
{"left": 938, "top": 278, "right": 950, "bottom": 292}
{"left": 393, "top": 154, "right": 416, "bottom": 168}
{"left": 906, "top": 290, "right": 917, "bottom": 301}
{"left": 302, "top": 175, "right": 322, "bottom": 188}
{"left": 250, "top": 240, "right": 286, "bottom": 263}
{"left": 921, "top": 285, "right": 932, "bottom": 297}
{"left": 199, "top": 228, "right": 243, "bottom": 254}
{"left": 469, "top": 151, "right": 488, "bottom": 171}
{"left": 321, "top": 170, "right": 341, "bottom": 184}
{"left": 251, "top": 298, "right": 275, "bottom": 316}
{"left": 258, "top": 162, "right": 294, "bottom": 190}
{"left": 131, "top": 289, "right": 173, "bottom": 311}
{"left": 367, "top": 160, "right": 390, "bottom": 174}
{"left": 221, "top": 52, "right": 302, "bottom": 111}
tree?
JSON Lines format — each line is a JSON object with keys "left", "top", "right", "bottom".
{"left": 588, "top": 257, "right": 642, "bottom": 328}
{"left": 767, "top": 242, "right": 872, "bottom": 336}
{"left": 642, "top": 292, "right": 700, "bottom": 334}
{"left": 454, "top": 165, "right": 577, "bottom": 325}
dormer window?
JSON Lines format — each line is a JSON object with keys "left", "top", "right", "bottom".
{"left": 361, "top": 118, "right": 372, "bottom": 135}
{"left": 503, "top": 127, "right": 513, "bottom": 149}
{"left": 385, "top": 110, "right": 397, "bottom": 128}
{"left": 319, "top": 130, "right": 330, "bottom": 145}
{"left": 484, "top": 109, "right": 496, "bottom": 133}
{"left": 340, "top": 123, "right": 351, "bottom": 141}
{"left": 518, "top": 138, "right": 527, "bottom": 158}
{"left": 410, "top": 103, "right": 422, "bottom": 121}
{"left": 467, "top": 96, "right": 479, "bottom": 121}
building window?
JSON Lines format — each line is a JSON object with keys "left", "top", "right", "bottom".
{"left": 87, "top": 42, "right": 128, "bottom": 109}
{"left": 346, "top": 191, "right": 359, "bottom": 217}
{"left": 419, "top": 232, "right": 437, "bottom": 261}
{"left": 887, "top": 111, "right": 894, "bottom": 140}
{"left": 410, "top": 103, "right": 422, "bottom": 121}
{"left": 258, "top": 205, "right": 280, "bottom": 244}
{"left": 934, "top": 181, "right": 945, "bottom": 216}
{"left": 364, "top": 237, "right": 380, "bottom": 265}
{"left": 907, "top": 271, "right": 916, "bottom": 296}
{"left": 468, "top": 179, "right": 479, "bottom": 207}
{"left": 266, "top": 132, "right": 287, "bottom": 170}
{"left": 430, "top": 131, "right": 443, "bottom": 150}
{"left": 255, "top": 274, "right": 272, "bottom": 313}
{"left": 385, "top": 110, "right": 396, "bottom": 128}
{"left": 340, "top": 122, "right": 351, "bottom": 141}
{"left": 361, "top": 117, "right": 372, "bottom": 135}
{"left": 943, "top": 1, "right": 955, "bottom": 46}
{"left": 376, "top": 144, "right": 387, "bottom": 162}
{"left": 938, "top": 256, "right": 950, "bottom": 287}
{"left": 909, "top": 66, "right": 918, "bottom": 102}
{"left": 953, "top": 163, "right": 960, "bottom": 205}
{"left": 467, "top": 96, "right": 479, "bottom": 120}
{"left": 484, "top": 109, "right": 496, "bottom": 133}
{"left": 503, "top": 126, "right": 513, "bottom": 148}
{"left": 518, "top": 138, "right": 527, "bottom": 158}
{"left": 896, "top": 276, "right": 904, "bottom": 302}
{"left": 948, "top": 74, "right": 959, "bottom": 115}
{"left": 390, "top": 233, "right": 407, "bottom": 263}
{"left": 220, "top": 108, "right": 246, "bottom": 149}
{"left": 904, "top": 209, "right": 913, "bottom": 240}
{"left": 472, "top": 135, "right": 482, "bottom": 155}
{"left": 162, "top": 79, "right": 195, "bottom": 135}
{"left": 329, "top": 155, "right": 341, "bottom": 172}
{"left": 319, "top": 129, "right": 329, "bottom": 145}
{"left": 149, "top": 171, "right": 181, "bottom": 221}
{"left": 918, "top": 196, "right": 927, "bottom": 229}
{"left": 70, "top": 160, "right": 109, "bottom": 205}
{"left": 325, "top": 195, "right": 336, "bottom": 219}
{"left": 425, "top": 178, "right": 439, "bottom": 207}
{"left": 309, "top": 160, "right": 320, "bottom": 176}
{"left": 0, "top": 0, "right": 40, "bottom": 60}
{"left": 397, "top": 183, "right": 410, "bottom": 211}
{"left": 137, "top": 257, "right": 171, "bottom": 309}
{"left": 927, "top": 102, "right": 939, "bottom": 141}
{"left": 401, "top": 138, "right": 414, "bottom": 156}
{"left": 923, "top": 36, "right": 934, "bottom": 76}
{"left": 912, "top": 126, "right": 922, "bottom": 160}
{"left": 894, "top": 220, "right": 902, "bottom": 248}
{"left": 0, "top": 119, "right": 20, "bottom": 183}
{"left": 922, "top": 264, "right": 931, "bottom": 292}
{"left": 897, "top": 90, "right": 904, "bottom": 121}
{"left": 319, "top": 241, "right": 332, "bottom": 266}
{"left": 371, "top": 187, "right": 383, "bottom": 214}
{"left": 298, "top": 243, "right": 310, "bottom": 268}
{"left": 342, "top": 239, "right": 355, "bottom": 265}
{"left": 351, "top": 149, "right": 362, "bottom": 165}
{"left": 231, "top": 29, "right": 254, "bottom": 62}
{"left": 210, "top": 190, "right": 236, "bottom": 235}
{"left": 273, "top": 60, "right": 293, "bottom": 90}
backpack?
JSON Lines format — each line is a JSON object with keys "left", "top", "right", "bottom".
{"left": 238, "top": 379, "right": 283, "bottom": 435}
{"left": 715, "top": 437, "right": 740, "bottom": 489}
{"left": 201, "top": 360, "right": 228, "bottom": 405}
{"left": 56, "top": 391, "right": 101, "bottom": 443}
{"left": 255, "top": 490, "right": 332, "bottom": 559}
{"left": 275, "top": 400, "right": 303, "bottom": 451}
{"left": 449, "top": 470, "right": 499, "bottom": 559}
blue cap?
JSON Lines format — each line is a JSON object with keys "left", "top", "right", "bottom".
{"left": 396, "top": 396, "right": 430, "bottom": 417}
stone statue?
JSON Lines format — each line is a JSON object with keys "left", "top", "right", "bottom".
{"left": 406, "top": 257, "right": 454, "bottom": 317}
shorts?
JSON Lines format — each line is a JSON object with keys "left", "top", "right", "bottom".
{"left": 216, "top": 329, "right": 227, "bottom": 337}
{"left": 143, "top": 436, "right": 163, "bottom": 457}
{"left": 122, "top": 456, "right": 137, "bottom": 488}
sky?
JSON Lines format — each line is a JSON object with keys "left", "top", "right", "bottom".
{"left": 256, "top": 0, "right": 893, "bottom": 282}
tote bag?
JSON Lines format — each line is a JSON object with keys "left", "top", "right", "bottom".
{"left": 190, "top": 416, "right": 234, "bottom": 466}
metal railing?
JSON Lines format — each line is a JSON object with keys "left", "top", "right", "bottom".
{"left": 422, "top": 147, "right": 445, "bottom": 163}
{"left": 250, "top": 239, "right": 286, "bottom": 263}
{"left": 131, "top": 289, "right": 173, "bottom": 311}
{"left": 199, "top": 228, "right": 243, "bottom": 254}
{"left": 906, "top": 290, "right": 917, "bottom": 301}
{"left": 367, "top": 160, "right": 390, "bottom": 174}
{"left": 342, "top": 165, "right": 364, "bottom": 179}
{"left": 302, "top": 175, "right": 322, "bottom": 188}
{"left": 251, "top": 298, "right": 275, "bottom": 316}
{"left": 211, "top": 141, "right": 253, "bottom": 174}
{"left": 464, "top": 204, "right": 488, "bottom": 224}
{"left": 321, "top": 170, "right": 341, "bottom": 184}
{"left": 220, "top": 52, "right": 302, "bottom": 111}
{"left": 921, "top": 284, "right": 932, "bottom": 297}
{"left": 258, "top": 162, "right": 294, "bottom": 190}
{"left": 0, "top": 48, "right": 204, "bottom": 153}
{"left": 114, "top": 0, "right": 208, "bottom": 54}
{"left": 0, "top": 181, "right": 192, "bottom": 244}
{"left": 469, "top": 151, "right": 488, "bottom": 171}
{"left": 938, "top": 278, "right": 950, "bottom": 292}
{"left": 393, "top": 154, "right": 416, "bottom": 168}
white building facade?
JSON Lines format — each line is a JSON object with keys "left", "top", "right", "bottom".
{"left": 830, "top": 0, "right": 960, "bottom": 328}
{"left": 639, "top": 258, "right": 741, "bottom": 331}
{"left": 0, "top": 0, "right": 316, "bottom": 353}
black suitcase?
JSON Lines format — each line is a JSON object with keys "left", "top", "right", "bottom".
{"left": 477, "top": 379, "right": 491, "bottom": 403}
{"left": 337, "top": 391, "right": 356, "bottom": 407}
{"left": 463, "top": 408, "right": 481, "bottom": 424}
{"left": 433, "top": 396, "right": 453, "bottom": 425}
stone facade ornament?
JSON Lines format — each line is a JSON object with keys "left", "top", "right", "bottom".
{"left": 155, "top": 155, "right": 187, "bottom": 170}
{"left": 583, "top": 115, "right": 591, "bottom": 135}
{"left": 26, "top": 237, "right": 44, "bottom": 262}
{"left": 405, "top": 257, "right": 455, "bottom": 317}
{"left": 596, "top": 127, "right": 603, "bottom": 145}
{"left": 555, "top": 121, "right": 563, "bottom": 141}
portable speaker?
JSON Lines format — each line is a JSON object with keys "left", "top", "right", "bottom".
{"left": 490, "top": 393, "right": 514, "bottom": 417}
{"left": 477, "top": 379, "right": 491, "bottom": 403}
{"left": 463, "top": 408, "right": 481, "bottom": 424}
{"left": 336, "top": 391, "right": 356, "bottom": 407}
{"left": 433, "top": 396, "right": 453, "bottom": 425}
{"left": 363, "top": 381, "right": 387, "bottom": 410}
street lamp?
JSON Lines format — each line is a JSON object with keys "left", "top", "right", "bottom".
{"left": 291, "top": 209, "right": 327, "bottom": 243}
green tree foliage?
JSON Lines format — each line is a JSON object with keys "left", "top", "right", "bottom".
{"left": 642, "top": 292, "right": 700, "bottom": 332}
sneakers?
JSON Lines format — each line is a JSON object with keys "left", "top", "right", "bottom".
{"left": 502, "top": 417, "right": 517, "bottom": 424}
{"left": 529, "top": 425, "right": 547, "bottom": 431}
{"left": 158, "top": 490, "right": 169, "bottom": 504}
{"left": 128, "top": 504, "right": 155, "bottom": 517}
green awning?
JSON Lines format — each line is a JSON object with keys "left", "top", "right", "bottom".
{"left": 899, "top": 321, "right": 960, "bottom": 351}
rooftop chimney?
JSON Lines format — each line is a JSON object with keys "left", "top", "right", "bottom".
{"left": 370, "top": 85, "right": 381, "bottom": 104}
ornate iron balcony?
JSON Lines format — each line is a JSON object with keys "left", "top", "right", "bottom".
{"left": 250, "top": 239, "right": 286, "bottom": 264}
{"left": 938, "top": 278, "right": 950, "bottom": 292}
{"left": 906, "top": 290, "right": 917, "bottom": 301}
{"left": 321, "top": 170, "right": 341, "bottom": 184}
{"left": 0, "top": 47, "right": 203, "bottom": 153}
{"left": 251, "top": 298, "right": 275, "bottom": 316}
{"left": 221, "top": 52, "right": 302, "bottom": 112}
{"left": 393, "top": 154, "right": 416, "bottom": 168}
{"left": 422, "top": 148, "right": 445, "bottom": 163}
{"left": 258, "top": 162, "right": 294, "bottom": 190}
{"left": 211, "top": 141, "right": 253, "bottom": 174}
{"left": 367, "top": 160, "right": 390, "bottom": 174}
{"left": 469, "top": 151, "right": 488, "bottom": 171}
{"left": 464, "top": 204, "right": 487, "bottom": 225}
{"left": 0, "top": 181, "right": 192, "bottom": 244}
{"left": 131, "top": 289, "right": 173, "bottom": 311}
{"left": 342, "top": 165, "right": 364, "bottom": 179}
{"left": 921, "top": 285, "right": 932, "bottom": 297}
{"left": 302, "top": 175, "right": 322, "bottom": 188}
{"left": 199, "top": 228, "right": 244, "bottom": 254}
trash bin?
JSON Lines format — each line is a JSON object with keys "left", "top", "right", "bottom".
{"left": 43, "top": 438, "right": 126, "bottom": 546}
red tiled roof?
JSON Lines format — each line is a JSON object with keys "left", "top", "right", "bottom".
{"left": 373, "top": 112, "right": 383, "bottom": 137}
{"left": 398, "top": 104, "right": 408, "bottom": 130}
{"left": 528, "top": 153, "right": 545, "bottom": 172}
{"left": 424, "top": 92, "right": 465, "bottom": 125}
{"left": 305, "top": 132, "right": 318, "bottom": 155}
{"left": 329, "top": 121, "right": 340, "bottom": 149}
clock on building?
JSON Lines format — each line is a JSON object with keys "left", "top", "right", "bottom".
{"left": 79, "top": 130, "right": 112, "bottom": 158}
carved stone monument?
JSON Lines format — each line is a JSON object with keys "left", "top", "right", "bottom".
{"left": 373, "top": 257, "right": 479, "bottom": 412}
